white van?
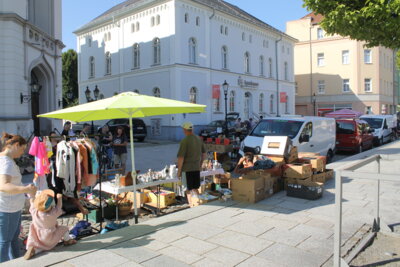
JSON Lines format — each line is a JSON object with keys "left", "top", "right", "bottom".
{"left": 360, "top": 115, "right": 397, "bottom": 145}
{"left": 240, "top": 116, "right": 336, "bottom": 162}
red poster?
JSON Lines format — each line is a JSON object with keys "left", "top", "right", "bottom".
{"left": 212, "top": 84, "right": 220, "bottom": 99}
{"left": 280, "top": 92, "right": 287, "bottom": 103}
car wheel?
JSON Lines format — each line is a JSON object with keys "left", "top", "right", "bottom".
{"left": 379, "top": 137, "right": 384, "bottom": 146}
{"left": 326, "top": 150, "right": 334, "bottom": 164}
{"left": 358, "top": 144, "right": 363, "bottom": 154}
{"left": 390, "top": 133, "right": 396, "bottom": 142}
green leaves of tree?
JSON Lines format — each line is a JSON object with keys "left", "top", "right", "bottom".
{"left": 61, "top": 49, "right": 78, "bottom": 108}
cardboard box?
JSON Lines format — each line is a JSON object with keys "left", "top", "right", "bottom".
{"left": 298, "top": 156, "right": 325, "bottom": 172}
{"left": 298, "top": 152, "right": 320, "bottom": 158}
{"left": 192, "top": 194, "right": 219, "bottom": 206}
{"left": 283, "top": 163, "right": 313, "bottom": 178}
{"left": 261, "top": 136, "right": 292, "bottom": 157}
{"left": 270, "top": 176, "right": 284, "bottom": 193}
{"left": 286, "top": 146, "right": 298, "bottom": 163}
{"left": 143, "top": 189, "right": 176, "bottom": 208}
{"left": 325, "top": 169, "right": 334, "bottom": 180}
{"left": 312, "top": 172, "right": 327, "bottom": 183}
{"left": 263, "top": 177, "right": 274, "bottom": 198}
{"left": 77, "top": 205, "right": 116, "bottom": 223}
{"left": 243, "top": 170, "right": 271, "bottom": 180}
{"left": 199, "top": 183, "right": 212, "bottom": 194}
{"left": 267, "top": 156, "right": 286, "bottom": 164}
{"left": 231, "top": 176, "right": 265, "bottom": 203}
{"left": 287, "top": 181, "right": 323, "bottom": 200}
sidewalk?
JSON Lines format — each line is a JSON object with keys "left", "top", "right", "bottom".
{"left": 8, "top": 141, "right": 400, "bottom": 267}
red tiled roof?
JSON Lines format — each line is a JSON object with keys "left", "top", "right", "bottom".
{"left": 302, "top": 12, "right": 324, "bottom": 25}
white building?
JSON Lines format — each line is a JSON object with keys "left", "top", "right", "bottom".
{"left": 0, "top": 0, "right": 63, "bottom": 137}
{"left": 75, "top": 0, "right": 296, "bottom": 140}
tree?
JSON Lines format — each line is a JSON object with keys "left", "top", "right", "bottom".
{"left": 303, "top": 0, "right": 400, "bottom": 49}
{"left": 62, "top": 49, "right": 78, "bottom": 108}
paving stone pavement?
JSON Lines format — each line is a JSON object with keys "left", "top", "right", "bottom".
{"left": 6, "top": 140, "right": 400, "bottom": 267}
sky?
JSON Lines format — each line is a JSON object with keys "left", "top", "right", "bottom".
{"left": 62, "top": 0, "right": 309, "bottom": 51}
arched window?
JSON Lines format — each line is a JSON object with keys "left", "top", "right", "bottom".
{"left": 220, "top": 25, "right": 224, "bottom": 34}
{"left": 87, "top": 37, "right": 92, "bottom": 47}
{"left": 244, "top": 52, "right": 250, "bottom": 73}
{"left": 285, "top": 95, "right": 289, "bottom": 113}
{"left": 132, "top": 43, "right": 140, "bottom": 68}
{"left": 225, "top": 26, "right": 228, "bottom": 35}
{"left": 184, "top": 13, "right": 189, "bottom": 23}
{"left": 221, "top": 46, "right": 228, "bottom": 69}
{"left": 153, "top": 87, "right": 160, "bottom": 97}
{"left": 189, "top": 38, "right": 197, "bottom": 64}
{"left": 268, "top": 57, "right": 273, "bottom": 77}
{"left": 89, "top": 56, "right": 95, "bottom": 78}
{"left": 196, "top": 16, "right": 200, "bottom": 26}
{"left": 259, "top": 56, "right": 264, "bottom": 76}
{"left": 270, "top": 94, "right": 274, "bottom": 113}
{"left": 153, "top": 38, "right": 161, "bottom": 65}
{"left": 242, "top": 32, "right": 245, "bottom": 41}
{"left": 131, "top": 23, "right": 135, "bottom": 32}
{"left": 151, "top": 16, "right": 155, "bottom": 26}
{"left": 284, "top": 62, "right": 288, "bottom": 80}
{"left": 136, "top": 22, "right": 140, "bottom": 31}
{"left": 189, "top": 87, "right": 197, "bottom": 103}
{"left": 259, "top": 93, "right": 264, "bottom": 113}
{"left": 229, "top": 91, "right": 235, "bottom": 112}
{"left": 156, "top": 15, "right": 160, "bottom": 25}
{"left": 105, "top": 52, "right": 111, "bottom": 75}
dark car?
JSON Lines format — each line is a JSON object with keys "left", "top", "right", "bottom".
{"left": 102, "top": 118, "right": 147, "bottom": 142}
{"left": 200, "top": 113, "right": 248, "bottom": 140}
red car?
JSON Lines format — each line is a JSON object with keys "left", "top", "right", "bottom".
{"left": 335, "top": 119, "right": 374, "bottom": 153}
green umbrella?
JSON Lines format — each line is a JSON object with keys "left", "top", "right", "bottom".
{"left": 39, "top": 91, "right": 206, "bottom": 222}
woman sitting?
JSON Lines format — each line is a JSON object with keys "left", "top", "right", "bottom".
{"left": 234, "top": 152, "right": 258, "bottom": 174}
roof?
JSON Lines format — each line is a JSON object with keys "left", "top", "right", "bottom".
{"left": 301, "top": 12, "right": 323, "bottom": 25}
{"left": 74, "top": 0, "right": 296, "bottom": 41}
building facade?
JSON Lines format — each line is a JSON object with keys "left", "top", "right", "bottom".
{"left": 75, "top": 0, "right": 296, "bottom": 140}
{"left": 0, "top": 0, "right": 63, "bottom": 137}
{"left": 286, "top": 13, "right": 398, "bottom": 116}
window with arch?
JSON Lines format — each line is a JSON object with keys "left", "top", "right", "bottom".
{"left": 221, "top": 46, "right": 228, "bottom": 69}
{"left": 220, "top": 25, "right": 224, "bottom": 34}
{"left": 136, "top": 22, "right": 140, "bottom": 31}
{"left": 151, "top": 16, "right": 155, "bottom": 26}
{"left": 189, "top": 38, "right": 197, "bottom": 64}
{"left": 153, "top": 38, "right": 161, "bottom": 65}
{"left": 132, "top": 43, "right": 140, "bottom": 69}
{"left": 285, "top": 95, "right": 289, "bottom": 113}
{"left": 105, "top": 52, "right": 111, "bottom": 75}
{"left": 131, "top": 23, "right": 135, "bottom": 32}
{"left": 87, "top": 37, "right": 92, "bottom": 47}
{"left": 270, "top": 94, "right": 274, "bottom": 113}
{"left": 156, "top": 15, "right": 160, "bottom": 25}
{"left": 284, "top": 62, "right": 288, "bottom": 80}
{"left": 153, "top": 87, "right": 160, "bottom": 97}
{"left": 196, "top": 16, "right": 200, "bottom": 26}
{"left": 189, "top": 87, "right": 197, "bottom": 103}
{"left": 259, "top": 93, "right": 264, "bottom": 113}
{"left": 184, "top": 13, "right": 189, "bottom": 23}
{"left": 244, "top": 52, "right": 250, "bottom": 73}
{"left": 259, "top": 56, "right": 264, "bottom": 76}
{"left": 268, "top": 57, "right": 273, "bottom": 77}
{"left": 229, "top": 91, "right": 235, "bottom": 112}
{"left": 89, "top": 56, "right": 95, "bottom": 78}
{"left": 225, "top": 26, "right": 228, "bottom": 35}
{"left": 242, "top": 32, "right": 246, "bottom": 41}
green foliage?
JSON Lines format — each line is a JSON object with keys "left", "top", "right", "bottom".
{"left": 397, "top": 50, "right": 400, "bottom": 69}
{"left": 303, "top": 0, "right": 400, "bottom": 49}
{"left": 61, "top": 49, "right": 78, "bottom": 108}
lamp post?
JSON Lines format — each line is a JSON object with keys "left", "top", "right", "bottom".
{"left": 20, "top": 82, "right": 42, "bottom": 135}
{"left": 312, "top": 93, "right": 316, "bottom": 116}
{"left": 85, "top": 85, "right": 101, "bottom": 134}
{"left": 222, "top": 80, "right": 229, "bottom": 137}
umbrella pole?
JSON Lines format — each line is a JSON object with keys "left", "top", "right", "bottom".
{"left": 129, "top": 116, "right": 138, "bottom": 224}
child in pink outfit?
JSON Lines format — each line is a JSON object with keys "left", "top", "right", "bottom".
{"left": 24, "top": 190, "right": 76, "bottom": 260}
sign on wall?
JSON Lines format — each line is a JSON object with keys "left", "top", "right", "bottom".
{"left": 280, "top": 92, "right": 287, "bottom": 103}
{"left": 212, "top": 85, "right": 220, "bottom": 99}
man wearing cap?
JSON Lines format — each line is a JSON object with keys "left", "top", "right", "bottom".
{"left": 177, "top": 122, "right": 206, "bottom": 207}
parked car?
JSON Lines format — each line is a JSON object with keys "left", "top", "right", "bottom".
{"left": 199, "top": 113, "right": 248, "bottom": 140}
{"left": 72, "top": 122, "right": 101, "bottom": 135}
{"left": 335, "top": 119, "right": 374, "bottom": 153}
{"left": 240, "top": 116, "right": 336, "bottom": 162}
{"left": 101, "top": 118, "right": 147, "bottom": 142}
{"left": 360, "top": 114, "right": 397, "bottom": 145}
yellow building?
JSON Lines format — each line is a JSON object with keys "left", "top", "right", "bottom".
{"left": 286, "top": 13, "right": 398, "bottom": 116}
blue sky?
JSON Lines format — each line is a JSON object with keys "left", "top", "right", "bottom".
{"left": 62, "top": 0, "right": 309, "bottom": 51}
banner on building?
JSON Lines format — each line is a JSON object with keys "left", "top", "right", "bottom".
{"left": 212, "top": 85, "right": 220, "bottom": 99}
{"left": 280, "top": 92, "right": 287, "bottom": 103}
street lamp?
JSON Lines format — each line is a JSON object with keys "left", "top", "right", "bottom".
{"left": 85, "top": 85, "right": 101, "bottom": 134}
{"left": 222, "top": 80, "right": 229, "bottom": 137}
{"left": 312, "top": 93, "right": 316, "bottom": 116}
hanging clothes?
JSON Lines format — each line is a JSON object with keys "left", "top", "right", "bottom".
{"left": 56, "top": 141, "right": 76, "bottom": 197}
{"left": 29, "top": 137, "right": 50, "bottom": 177}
